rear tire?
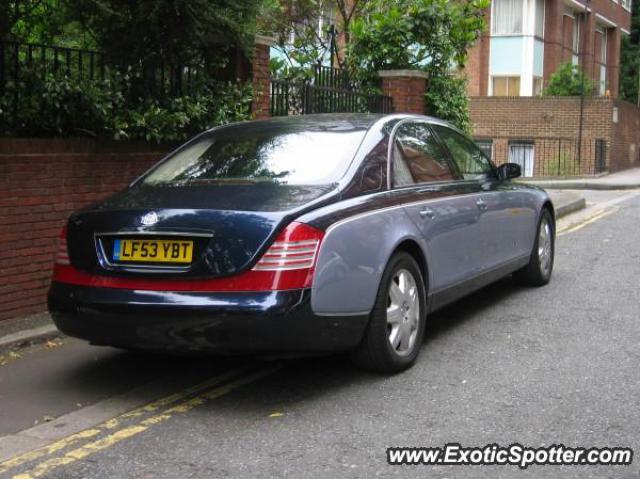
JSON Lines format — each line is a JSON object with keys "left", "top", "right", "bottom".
{"left": 352, "top": 252, "right": 426, "bottom": 373}
{"left": 514, "top": 208, "right": 555, "bottom": 286}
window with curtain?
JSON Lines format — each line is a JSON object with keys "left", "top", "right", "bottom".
{"left": 597, "top": 29, "right": 607, "bottom": 95}
{"left": 572, "top": 14, "right": 580, "bottom": 65}
{"left": 492, "top": 76, "right": 521, "bottom": 96}
{"left": 492, "top": 0, "right": 524, "bottom": 35}
{"left": 533, "top": 77, "right": 543, "bottom": 96}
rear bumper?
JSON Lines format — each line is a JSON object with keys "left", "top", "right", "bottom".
{"left": 48, "top": 282, "right": 368, "bottom": 355}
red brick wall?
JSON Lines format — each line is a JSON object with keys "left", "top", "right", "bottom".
{"left": 470, "top": 96, "right": 614, "bottom": 175}
{"left": 588, "top": 0, "right": 632, "bottom": 31}
{"left": 465, "top": 0, "right": 631, "bottom": 98}
{"left": 466, "top": 9, "right": 491, "bottom": 97}
{"left": 470, "top": 96, "right": 613, "bottom": 139}
{"left": 544, "top": 0, "right": 564, "bottom": 84}
{"left": 381, "top": 76, "right": 426, "bottom": 114}
{"left": 610, "top": 100, "right": 640, "bottom": 172}
{"left": 0, "top": 139, "right": 169, "bottom": 321}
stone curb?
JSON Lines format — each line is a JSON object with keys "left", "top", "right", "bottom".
{"left": 554, "top": 196, "right": 587, "bottom": 218}
{"left": 521, "top": 181, "right": 640, "bottom": 191}
{"left": 0, "top": 325, "right": 60, "bottom": 352}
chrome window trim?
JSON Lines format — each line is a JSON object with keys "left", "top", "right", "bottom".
{"left": 387, "top": 118, "right": 416, "bottom": 190}
{"left": 96, "top": 231, "right": 214, "bottom": 237}
{"left": 386, "top": 118, "right": 462, "bottom": 190}
{"left": 323, "top": 190, "right": 491, "bottom": 237}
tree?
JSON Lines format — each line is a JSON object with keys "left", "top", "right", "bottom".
{"left": 261, "top": 0, "right": 367, "bottom": 78}
{"left": 66, "top": 0, "right": 262, "bottom": 68}
{"left": 347, "top": 0, "right": 490, "bottom": 131}
{"left": 543, "top": 62, "right": 594, "bottom": 96}
{"left": 619, "top": 0, "right": 640, "bottom": 104}
{"left": 1, "top": 0, "right": 61, "bottom": 42}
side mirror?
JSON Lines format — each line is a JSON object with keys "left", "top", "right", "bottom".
{"left": 497, "top": 163, "right": 521, "bottom": 181}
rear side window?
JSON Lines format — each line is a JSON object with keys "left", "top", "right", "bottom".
{"left": 431, "top": 125, "right": 495, "bottom": 180}
{"left": 391, "top": 122, "right": 457, "bottom": 187}
{"left": 142, "top": 127, "right": 366, "bottom": 186}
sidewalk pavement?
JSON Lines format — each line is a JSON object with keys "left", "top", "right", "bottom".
{"left": 520, "top": 167, "right": 640, "bottom": 190}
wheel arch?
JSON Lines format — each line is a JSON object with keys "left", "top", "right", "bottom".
{"left": 391, "top": 239, "right": 430, "bottom": 292}
{"left": 542, "top": 200, "right": 556, "bottom": 225}
{"left": 309, "top": 207, "right": 429, "bottom": 317}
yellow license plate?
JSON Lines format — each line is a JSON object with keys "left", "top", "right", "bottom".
{"left": 113, "top": 239, "right": 193, "bottom": 264}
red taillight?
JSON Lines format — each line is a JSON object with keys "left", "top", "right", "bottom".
{"left": 253, "top": 222, "right": 322, "bottom": 272}
{"left": 52, "top": 222, "right": 325, "bottom": 292}
{"left": 55, "top": 225, "right": 70, "bottom": 265}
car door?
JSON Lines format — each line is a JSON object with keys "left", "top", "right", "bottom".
{"left": 430, "top": 123, "right": 532, "bottom": 269}
{"left": 390, "top": 120, "right": 481, "bottom": 295}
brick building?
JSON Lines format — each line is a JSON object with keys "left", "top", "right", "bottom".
{"left": 463, "top": 0, "right": 639, "bottom": 177}
{"left": 470, "top": 96, "right": 640, "bottom": 175}
{"left": 467, "top": 0, "right": 632, "bottom": 98}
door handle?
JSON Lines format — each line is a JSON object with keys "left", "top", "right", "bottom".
{"left": 419, "top": 208, "right": 436, "bottom": 219}
{"left": 476, "top": 199, "right": 488, "bottom": 211}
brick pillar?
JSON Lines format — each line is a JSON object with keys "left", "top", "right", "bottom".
{"left": 543, "top": 0, "right": 563, "bottom": 85}
{"left": 379, "top": 70, "right": 429, "bottom": 114}
{"left": 466, "top": 8, "right": 490, "bottom": 96}
{"left": 251, "top": 35, "right": 275, "bottom": 119}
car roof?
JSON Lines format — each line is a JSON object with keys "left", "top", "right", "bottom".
{"left": 207, "top": 113, "right": 458, "bottom": 136}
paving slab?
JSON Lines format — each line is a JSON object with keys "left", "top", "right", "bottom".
{"left": 520, "top": 167, "right": 640, "bottom": 190}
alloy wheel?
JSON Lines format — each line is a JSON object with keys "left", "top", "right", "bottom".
{"left": 386, "top": 268, "right": 420, "bottom": 356}
{"left": 538, "top": 217, "right": 553, "bottom": 276}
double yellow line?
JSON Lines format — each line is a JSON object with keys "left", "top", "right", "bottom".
{"left": 1, "top": 364, "right": 279, "bottom": 479}
{"left": 557, "top": 207, "right": 618, "bottom": 236}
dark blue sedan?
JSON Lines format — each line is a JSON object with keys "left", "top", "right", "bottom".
{"left": 48, "top": 114, "right": 555, "bottom": 373}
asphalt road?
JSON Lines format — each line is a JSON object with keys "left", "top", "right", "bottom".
{"left": 1, "top": 191, "right": 640, "bottom": 479}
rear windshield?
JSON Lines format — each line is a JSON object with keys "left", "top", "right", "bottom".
{"left": 141, "top": 126, "right": 367, "bottom": 187}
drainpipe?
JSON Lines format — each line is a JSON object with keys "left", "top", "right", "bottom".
{"left": 577, "top": 0, "right": 592, "bottom": 168}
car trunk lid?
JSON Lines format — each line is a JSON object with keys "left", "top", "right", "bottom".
{"left": 67, "top": 184, "right": 337, "bottom": 277}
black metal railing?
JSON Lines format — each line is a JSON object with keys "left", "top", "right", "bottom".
{"left": 271, "top": 79, "right": 393, "bottom": 116}
{"left": 0, "top": 40, "right": 106, "bottom": 93}
{"left": 313, "top": 64, "right": 350, "bottom": 89}
{"left": 1, "top": 39, "right": 209, "bottom": 130}
{"left": 477, "top": 137, "right": 608, "bottom": 177}
{"left": 0, "top": 39, "right": 206, "bottom": 94}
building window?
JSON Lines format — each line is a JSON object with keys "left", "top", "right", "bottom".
{"left": 534, "top": 0, "right": 545, "bottom": 38}
{"left": 508, "top": 141, "right": 535, "bottom": 177}
{"left": 596, "top": 28, "right": 607, "bottom": 95}
{"left": 621, "top": 0, "right": 632, "bottom": 11}
{"left": 533, "top": 76, "right": 543, "bottom": 95}
{"left": 492, "top": 0, "right": 524, "bottom": 35}
{"left": 492, "top": 76, "right": 521, "bottom": 96}
{"left": 572, "top": 14, "right": 581, "bottom": 65}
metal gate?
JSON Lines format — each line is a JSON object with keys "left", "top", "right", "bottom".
{"left": 270, "top": 64, "right": 393, "bottom": 116}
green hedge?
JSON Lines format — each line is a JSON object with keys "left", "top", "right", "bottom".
{"left": 0, "top": 68, "right": 253, "bottom": 142}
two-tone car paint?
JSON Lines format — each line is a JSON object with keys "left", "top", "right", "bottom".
{"left": 48, "top": 114, "right": 553, "bottom": 356}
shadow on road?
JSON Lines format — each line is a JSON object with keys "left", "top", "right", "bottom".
{"left": 0, "top": 275, "right": 525, "bottom": 435}
{"left": 426, "top": 275, "right": 522, "bottom": 342}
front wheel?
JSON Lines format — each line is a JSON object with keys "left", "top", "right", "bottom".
{"left": 352, "top": 252, "right": 427, "bottom": 373}
{"left": 514, "top": 209, "right": 555, "bottom": 286}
